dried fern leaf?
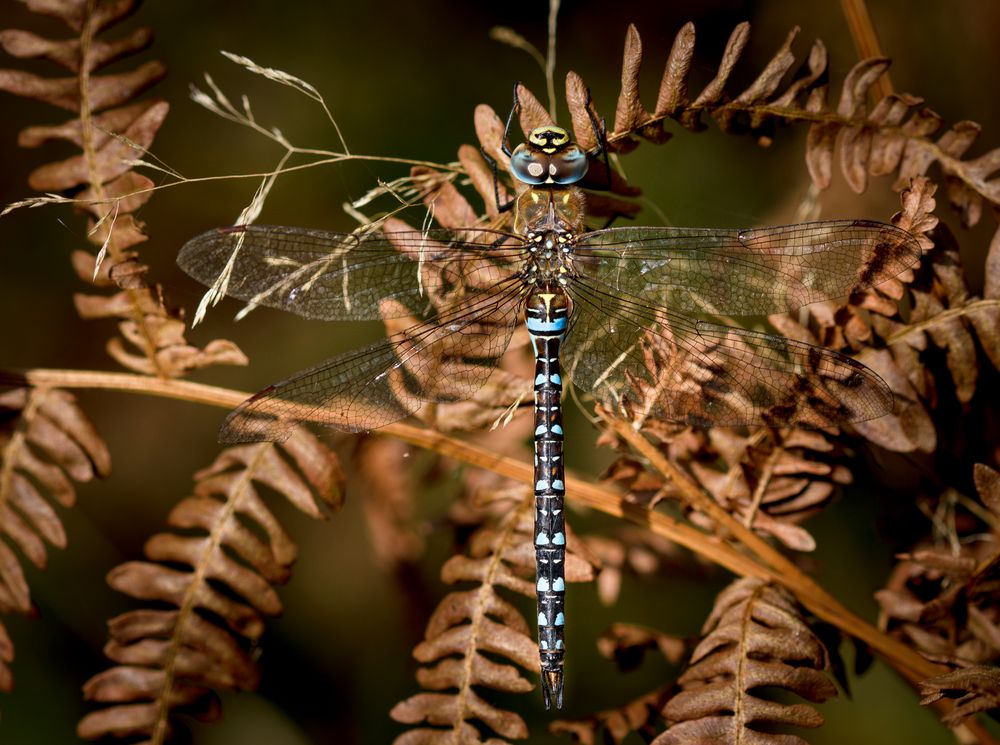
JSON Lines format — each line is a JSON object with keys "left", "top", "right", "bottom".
{"left": 0, "top": 386, "right": 110, "bottom": 692}
{"left": 657, "top": 578, "right": 837, "bottom": 745}
{"left": 0, "top": 0, "right": 247, "bottom": 378}
{"left": 920, "top": 664, "right": 1000, "bottom": 726}
{"left": 550, "top": 624, "right": 688, "bottom": 744}
{"left": 555, "top": 20, "right": 999, "bottom": 257}
{"left": 551, "top": 686, "right": 673, "bottom": 745}
{"left": 974, "top": 464, "right": 1000, "bottom": 518}
{"left": 876, "top": 465, "right": 1000, "bottom": 667}
{"left": 78, "top": 427, "right": 343, "bottom": 743}
{"left": 392, "top": 502, "right": 594, "bottom": 743}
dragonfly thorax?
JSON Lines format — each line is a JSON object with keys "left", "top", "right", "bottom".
{"left": 524, "top": 228, "right": 574, "bottom": 285}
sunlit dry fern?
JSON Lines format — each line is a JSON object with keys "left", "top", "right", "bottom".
{"left": 0, "top": 0, "right": 246, "bottom": 377}
{"left": 0, "top": 387, "right": 110, "bottom": 692}
{"left": 876, "top": 464, "right": 1000, "bottom": 667}
{"left": 391, "top": 494, "right": 595, "bottom": 743}
{"left": 551, "top": 624, "right": 687, "bottom": 744}
{"left": 920, "top": 663, "right": 1000, "bottom": 727}
{"left": 583, "top": 528, "right": 703, "bottom": 609}
{"left": 555, "top": 23, "right": 1000, "bottom": 246}
{"left": 887, "top": 464, "right": 1000, "bottom": 727}
{"left": 77, "top": 427, "right": 343, "bottom": 743}
{"left": 602, "top": 425, "right": 850, "bottom": 553}
{"left": 656, "top": 578, "right": 838, "bottom": 745}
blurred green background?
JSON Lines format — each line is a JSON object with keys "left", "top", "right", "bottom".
{"left": 2, "top": 0, "right": 999, "bottom": 743}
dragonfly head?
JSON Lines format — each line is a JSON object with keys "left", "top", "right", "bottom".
{"left": 510, "top": 126, "right": 589, "bottom": 187}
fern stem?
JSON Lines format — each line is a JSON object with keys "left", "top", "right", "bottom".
{"left": 77, "top": 0, "right": 167, "bottom": 376}
{"left": 885, "top": 298, "right": 1000, "bottom": 345}
{"left": 599, "top": 412, "right": 943, "bottom": 674}
{"left": 838, "top": 0, "right": 895, "bottom": 99}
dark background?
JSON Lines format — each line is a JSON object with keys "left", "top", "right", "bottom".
{"left": 2, "top": 1, "right": 999, "bottom": 743}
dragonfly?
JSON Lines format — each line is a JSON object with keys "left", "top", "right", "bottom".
{"left": 177, "top": 92, "right": 922, "bottom": 709}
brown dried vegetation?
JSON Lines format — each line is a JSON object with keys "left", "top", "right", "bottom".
{"left": 390, "top": 493, "right": 595, "bottom": 742}
{"left": 0, "top": 387, "right": 110, "bottom": 692}
{"left": 1, "top": 4, "right": 1000, "bottom": 745}
{"left": 656, "top": 579, "right": 838, "bottom": 745}
{"left": 0, "top": 0, "right": 246, "bottom": 377}
{"left": 77, "top": 428, "right": 344, "bottom": 742}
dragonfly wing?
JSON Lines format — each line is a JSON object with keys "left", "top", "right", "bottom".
{"left": 573, "top": 220, "right": 921, "bottom": 316}
{"left": 564, "top": 278, "right": 892, "bottom": 428}
{"left": 178, "top": 224, "right": 526, "bottom": 321}
{"left": 221, "top": 280, "right": 525, "bottom": 442}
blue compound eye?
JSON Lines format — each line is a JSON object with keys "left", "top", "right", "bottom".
{"left": 510, "top": 143, "right": 589, "bottom": 186}
{"left": 510, "top": 144, "right": 548, "bottom": 185}
{"left": 549, "top": 145, "right": 589, "bottom": 185}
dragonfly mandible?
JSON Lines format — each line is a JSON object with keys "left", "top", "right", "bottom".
{"left": 178, "top": 91, "right": 922, "bottom": 710}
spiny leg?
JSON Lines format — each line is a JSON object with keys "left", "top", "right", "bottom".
{"left": 481, "top": 82, "right": 523, "bottom": 214}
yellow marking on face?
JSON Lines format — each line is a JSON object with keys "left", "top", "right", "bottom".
{"left": 528, "top": 126, "right": 570, "bottom": 153}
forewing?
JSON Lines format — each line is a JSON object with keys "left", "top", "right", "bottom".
{"left": 221, "top": 280, "right": 526, "bottom": 442}
{"left": 564, "top": 279, "right": 892, "bottom": 428}
{"left": 178, "top": 224, "right": 525, "bottom": 321}
{"left": 573, "top": 220, "right": 921, "bottom": 315}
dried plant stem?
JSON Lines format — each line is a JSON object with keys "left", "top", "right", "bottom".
{"left": 598, "top": 414, "right": 937, "bottom": 679}
{"left": 2, "top": 367, "right": 993, "bottom": 739}
{"left": 545, "top": 0, "right": 560, "bottom": 121}
{"left": 838, "top": 0, "right": 894, "bottom": 99}
{"left": 4, "top": 154, "right": 464, "bottom": 217}
{"left": 76, "top": 0, "right": 165, "bottom": 375}
{"left": 886, "top": 298, "right": 1000, "bottom": 345}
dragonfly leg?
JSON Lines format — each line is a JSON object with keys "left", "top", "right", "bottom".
{"left": 480, "top": 83, "right": 523, "bottom": 214}
{"left": 581, "top": 86, "right": 612, "bottom": 191}
{"left": 480, "top": 145, "right": 516, "bottom": 214}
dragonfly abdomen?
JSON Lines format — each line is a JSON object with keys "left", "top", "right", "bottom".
{"left": 526, "top": 286, "right": 569, "bottom": 709}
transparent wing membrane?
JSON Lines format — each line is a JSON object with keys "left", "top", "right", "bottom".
{"left": 574, "top": 220, "right": 921, "bottom": 315}
{"left": 178, "top": 224, "right": 527, "bottom": 321}
{"left": 220, "top": 280, "right": 526, "bottom": 443}
{"left": 178, "top": 215, "right": 918, "bottom": 439}
{"left": 564, "top": 277, "right": 893, "bottom": 428}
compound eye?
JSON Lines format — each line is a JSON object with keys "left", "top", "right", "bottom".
{"left": 510, "top": 144, "right": 548, "bottom": 185}
{"left": 549, "top": 144, "right": 589, "bottom": 185}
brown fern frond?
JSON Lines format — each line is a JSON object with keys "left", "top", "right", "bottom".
{"left": 604, "top": 424, "right": 849, "bottom": 553}
{"left": 551, "top": 687, "right": 673, "bottom": 744}
{"left": 0, "top": 386, "right": 110, "bottom": 692}
{"left": 583, "top": 528, "right": 702, "bottom": 607}
{"left": 355, "top": 437, "right": 426, "bottom": 570}
{"left": 656, "top": 578, "right": 837, "bottom": 745}
{"left": 549, "top": 624, "right": 687, "bottom": 744}
{"left": 772, "top": 175, "right": 1000, "bottom": 457}
{"left": 876, "top": 464, "right": 1000, "bottom": 666}
{"left": 564, "top": 23, "right": 828, "bottom": 153}
{"left": 920, "top": 663, "right": 1000, "bottom": 726}
{"left": 391, "top": 498, "right": 595, "bottom": 742}
{"left": 77, "top": 427, "right": 344, "bottom": 744}
{"left": 560, "top": 21, "right": 1000, "bottom": 237}
{"left": 0, "top": 0, "right": 246, "bottom": 378}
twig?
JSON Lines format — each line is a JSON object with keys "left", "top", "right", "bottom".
{"left": 838, "top": 0, "right": 894, "bottom": 99}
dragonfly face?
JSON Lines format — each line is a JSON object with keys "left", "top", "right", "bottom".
{"left": 177, "top": 104, "right": 923, "bottom": 711}
{"left": 510, "top": 125, "right": 590, "bottom": 186}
